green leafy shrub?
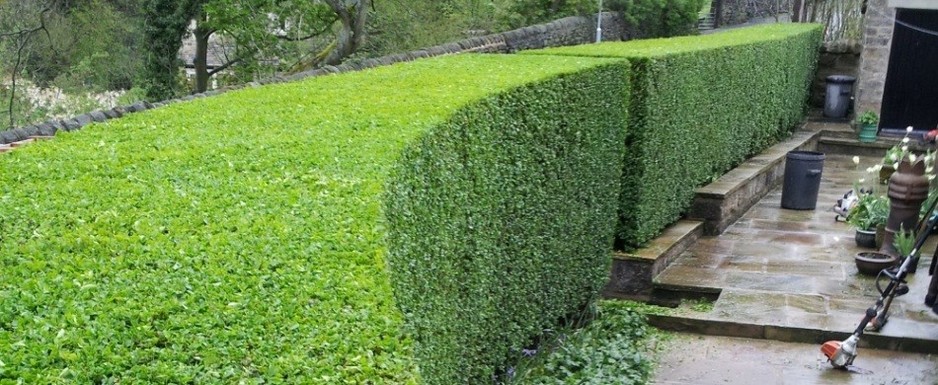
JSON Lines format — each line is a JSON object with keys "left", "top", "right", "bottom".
{"left": 0, "top": 54, "right": 626, "bottom": 383}
{"left": 511, "top": 301, "right": 656, "bottom": 385}
{"left": 522, "top": 23, "right": 823, "bottom": 248}
{"left": 608, "top": 0, "right": 708, "bottom": 38}
{"left": 385, "top": 59, "right": 629, "bottom": 383}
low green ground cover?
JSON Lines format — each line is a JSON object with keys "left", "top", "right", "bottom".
{"left": 522, "top": 23, "right": 823, "bottom": 249}
{"left": 0, "top": 54, "right": 626, "bottom": 383}
{"left": 510, "top": 300, "right": 663, "bottom": 385}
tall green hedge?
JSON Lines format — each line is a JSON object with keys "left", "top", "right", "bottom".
{"left": 523, "top": 23, "right": 823, "bottom": 248}
{"left": 385, "top": 62, "right": 628, "bottom": 383}
{"left": 0, "top": 54, "right": 627, "bottom": 384}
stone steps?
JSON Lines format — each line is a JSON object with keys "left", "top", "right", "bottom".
{"left": 603, "top": 124, "right": 821, "bottom": 300}
{"left": 608, "top": 117, "right": 938, "bottom": 354}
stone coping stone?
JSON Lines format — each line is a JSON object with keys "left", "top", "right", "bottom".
{"left": 603, "top": 220, "right": 703, "bottom": 300}
{"left": 689, "top": 129, "right": 821, "bottom": 235}
{"left": 818, "top": 136, "right": 933, "bottom": 157}
{"left": 10, "top": 138, "right": 34, "bottom": 147}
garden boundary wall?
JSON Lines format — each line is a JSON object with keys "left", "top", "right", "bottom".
{"left": 810, "top": 41, "right": 862, "bottom": 109}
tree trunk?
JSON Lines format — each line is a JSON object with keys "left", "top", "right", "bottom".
{"left": 194, "top": 23, "right": 211, "bottom": 93}
{"left": 323, "top": 0, "right": 369, "bottom": 66}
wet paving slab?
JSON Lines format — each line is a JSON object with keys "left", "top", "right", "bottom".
{"left": 651, "top": 333, "right": 938, "bottom": 385}
{"left": 653, "top": 153, "right": 938, "bottom": 353}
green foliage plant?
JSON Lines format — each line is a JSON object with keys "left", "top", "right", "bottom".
{"left": 858, "top": 110, "right": 878, "bottom": 126}
{"left": 893, "top": 224, "right": 918, "bottom": 258}
{"left": 0, "top": 54, "right": 627, "bottom": 384}
{"left": 607, "top": 0, "right": 707, "bottom": 38}
{"left": 521, "top": 23, "right": 824, "bottom": 248}
{"left": 510, "top": 301, "right": 655, "bottom": 385}
{"left": 847, "top": 193, "right": 889, "bottom": 231}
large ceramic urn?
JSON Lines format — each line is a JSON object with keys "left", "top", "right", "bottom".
{"left": 880, "top": 159, "right": 930, "bottom": 261}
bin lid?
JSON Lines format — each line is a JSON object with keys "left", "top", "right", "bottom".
{"left": 826, "top": 75, "right": 856, "bottom": 84}
{"left": 787, "top": 150, "right": 825, "bottom": 161}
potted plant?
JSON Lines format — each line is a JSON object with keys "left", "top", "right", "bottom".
{"left": 847, "top": 193, "right": 889, "bottom": 248}
{"left": 857, "top": 111, "right": 879, "bottom": 143}
{"left": 880, "top": 126, "right": 916, "bottom": 183}
{"left": 856, "top": 225, "right": 915, "bottom": 276}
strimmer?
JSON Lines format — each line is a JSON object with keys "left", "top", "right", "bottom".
{"left": 821, "top": 192, "right": 938, "bottom": 369}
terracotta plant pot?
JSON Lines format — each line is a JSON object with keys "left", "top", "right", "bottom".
{"left": 881, "top": 159, "right": 929, "bottom": 257}
{"left": 855, "top": 251, "right": 898, "bottom": 276}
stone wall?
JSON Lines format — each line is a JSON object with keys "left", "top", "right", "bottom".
{"left": 720, "top": 0, "right": 789, "bottom": 26}
{"left": 0, "top": 13, "right": 627, "bottom": 145}
{"left": 810, "top": 41, "right": 862, "bottom": 108}
{"left": 856, "top": 0, "right": 895, "bottom": 116}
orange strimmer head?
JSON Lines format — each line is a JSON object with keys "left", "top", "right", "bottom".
{"left": 821, "top": 335, "right": 858, "bottom": 369}
{"left": 821, "top": 340, "right": 841, "bottom": 361}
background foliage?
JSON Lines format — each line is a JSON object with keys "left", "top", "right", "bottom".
{"left": 523, "top": 23, "right": 823, "bottom": 248}
{"left": 1, "top": 0, "right": 709, "bottom": 127}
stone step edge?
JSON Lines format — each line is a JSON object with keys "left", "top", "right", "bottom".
{"left": 818, "top": 136, "right": 933, "bottom": 157}
{"left": 688, "top": 128, "right": 821, "bottom": 235}
{"left": 602, "top": 220, "right": 703, "bottom": 300}
{"left": 647, "top": 313, "right": 938, "bottom": 355}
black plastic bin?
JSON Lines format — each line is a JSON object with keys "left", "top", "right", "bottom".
{"left": 823, "top": 75, "right": 856, "bottom": 118}
{"left": 781, "top": 151, "right": 825, "bottom": 210}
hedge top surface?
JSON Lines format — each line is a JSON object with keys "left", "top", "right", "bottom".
{"left": 522, "top": 23, "right": 823, "bottom": 58}
{"left": 0, "top": 53, "right": 618, "bottom": 383}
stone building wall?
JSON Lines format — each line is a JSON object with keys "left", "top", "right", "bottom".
{"left": 856, "top": 0, "right": 896, "bottom": 116}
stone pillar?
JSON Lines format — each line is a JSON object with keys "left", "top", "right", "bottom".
{"left": 856, "top": 0, "right": 896, "bottom": 118}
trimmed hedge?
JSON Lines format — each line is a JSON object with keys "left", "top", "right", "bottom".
{"left": 0, "top": 54, "right": 627, "bottom": 384}
{"left": 522, "top": 23, "right": 823, "bottom": 248}
{"left": 385, "top": 61, "right": 629, "bottom": 383}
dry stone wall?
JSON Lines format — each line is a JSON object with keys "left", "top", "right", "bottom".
{"left": 810, "top": 41, "right": 862, "bottom": 108}
{"left": 720, "top": 0, "right": 790, "bottom": 26}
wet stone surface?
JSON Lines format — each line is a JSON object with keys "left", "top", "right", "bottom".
{"left": 654, "top": 153, "right": 938, "bottom": 351}
{"left": 651, "top": 333, "right": 938, "bottom": 385}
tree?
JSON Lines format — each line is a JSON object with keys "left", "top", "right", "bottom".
{"left": 142, "top": 0, "right": 373, "bottom": 97}
{"left": 200, "top": 0, "right": 371, "bottom": 84}
{"left": 0, "top": 1, "right": 56, "bottom": 128}
{"left": 197, "top": 0, "right": 337, "bottom": 90}
{"left": 142, "top": 0, "right": 204, "bottom": 100}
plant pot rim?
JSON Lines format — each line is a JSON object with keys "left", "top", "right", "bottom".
{"left": 855, "top": 251, "right": 895, "bottom": 260}
{"left": 854, "top": 251, "right": 899, "bottom": 275}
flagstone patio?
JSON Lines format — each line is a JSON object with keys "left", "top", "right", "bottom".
{"left": 646, "top": 127, "right": 938, "bottom": 354}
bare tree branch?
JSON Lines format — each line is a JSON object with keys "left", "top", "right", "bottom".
{"left": 1, "top": 6, "right": 53, "bottom": 128}
{"left": 275, "top": 16, "right": 338, "bottom": 41}
{"left": 207, "top": 56, "right": 241, "bottom": 76}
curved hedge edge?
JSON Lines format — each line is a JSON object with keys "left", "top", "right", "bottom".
{"left": 384, "top": 61, "right": 630, "bottom": 384}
